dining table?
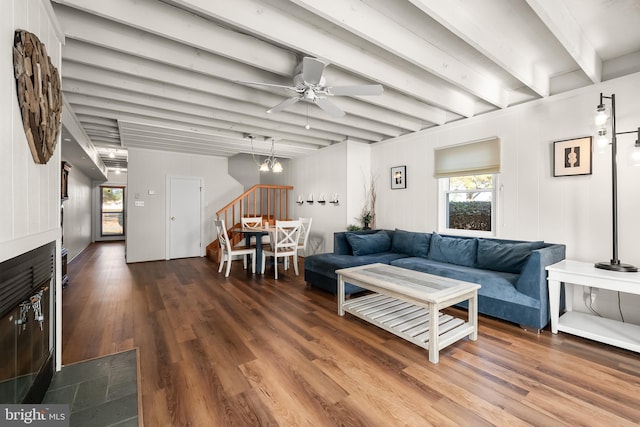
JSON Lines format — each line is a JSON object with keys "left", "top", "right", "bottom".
{"left": 231, "top": 226, "right": 274, "bottom": 274}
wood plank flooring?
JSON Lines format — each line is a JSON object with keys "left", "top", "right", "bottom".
{"left": 62, "top": 242, "right": 640, "bottom": 426}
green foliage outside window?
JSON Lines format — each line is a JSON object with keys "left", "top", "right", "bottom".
{"left": 445, "top": 174, "right": 493, "bottom": 231}
{"left": 448, "top": 201, "right": 491, "bottom": 231}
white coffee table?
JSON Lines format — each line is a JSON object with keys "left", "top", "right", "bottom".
{"left": 336, "top": 263, "right": 480, "bottom": 363}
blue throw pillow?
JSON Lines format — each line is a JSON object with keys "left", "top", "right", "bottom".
{"left": 391, "top": 229, "right": 431, "bottom": 258}
{"left": 476, "top": 239, "right": 545, "bottom": 274}
{"left": 428, "top": 233, "right": 477, "bottom": 267}
{"left": 345, "top": 231, "right": 391, "bottom": 256}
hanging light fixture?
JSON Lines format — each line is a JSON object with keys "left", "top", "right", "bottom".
{"left": 249, "top": 135, "right": 283, "bottom": 173}
{"left": 593, "top": 93, "right": 640, "bottom": 272}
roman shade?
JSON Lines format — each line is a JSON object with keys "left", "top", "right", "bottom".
{"left": 434, "top": 137, "right": 501, "bottom": 178}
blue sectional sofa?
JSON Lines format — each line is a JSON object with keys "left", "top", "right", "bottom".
{"left": 304, "top": 229, "right": 566, "bottom": 330}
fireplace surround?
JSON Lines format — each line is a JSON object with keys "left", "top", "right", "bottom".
{"left": 0, "top": 241, "right": 56, "bottom": 403}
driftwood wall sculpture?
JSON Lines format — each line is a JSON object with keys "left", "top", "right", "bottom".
{"left": 13, "top": 30, "right": 62, "bottom": 165}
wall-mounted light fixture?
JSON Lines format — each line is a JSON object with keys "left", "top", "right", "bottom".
{"left": 594, "top": 93, "right": 640, "bottom": 272}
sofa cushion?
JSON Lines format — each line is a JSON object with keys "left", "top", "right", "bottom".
{"left": 305, "top": 252, "right": 407, "bottom": 279}
{"left": 476, "top": 239, "right": 545, "bottom": 274}
{"left": 390, "top": 257, "right": 526, "bottom": 301}
{"left": 345, "top": 230, "right": 391, "bottom": 256}
{"left": 428, "top": 233, "right": 477, "bottom": 267}
{"left": 391, "top": 229, "right": 431, "bottom": 258}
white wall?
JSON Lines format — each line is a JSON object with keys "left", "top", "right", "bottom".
{"left": 0, "top": 0, "right": 64, "bottom": 262}
{"left": 284, "top": 141, "right": 370, "bottom": 254}
{"left": 371, "top": 72, "right": 640, "bottom": 323}
{"left": 126, "top": 148, "right": 243, "bottom": 263}
{"left": 0, "top": 0, "right": 65, "bottom": 371}
{"left": 228, "top": 153, "right": 260, "bottom": 190}
{"left": 61, "top": 161, "right": 93, "bottom": 260}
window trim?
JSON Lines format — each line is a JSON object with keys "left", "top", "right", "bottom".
{"left": 438, "top": 174, "right": 497, "bottom": 237}
{"left": 100, "top": 185, "right": 126, "bottom": 237}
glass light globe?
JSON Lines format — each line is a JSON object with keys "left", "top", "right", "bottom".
{"left": 630, "top": 144, "right": 640, "bottom": 166}
{"left": 271, "top": 160, "right": 283, "bottom": 173}
{"left": 595, "top": 104, "right": 609, "bottom": 127}
{"left": 596, "top": 130, "right": 609, "bottom": 153}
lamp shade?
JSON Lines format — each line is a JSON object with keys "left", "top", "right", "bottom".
{"left": 595, "top": 104, "right": 609, "bottom": 127}
{"left": 596, "top": 129, "right": 609, "bottom": 153}
{"left": 630, "top": 143, "right": 640, "bottom": 166}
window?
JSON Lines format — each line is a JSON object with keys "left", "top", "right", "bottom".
{"left": 440, "top": 174, "right": 496, "bottom": 234}
{"left": 434, "top": 137, "right": 500, "bottom": 235}
{"left": 101, "top": 186, "right": 125, "bottom": 236}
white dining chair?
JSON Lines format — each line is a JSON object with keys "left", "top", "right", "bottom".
{"left": 215, "top": 219, "right": 256, "bottom": 277}
{"left": 241, "top": 216, "right": 262, "bottom": 229}
{"left": 238, "top": 216, "right": 270, "bottom": 245}
{"left": 261, "top": 220, "right": 302, "bottom": 279}
{"left": 297, "top": 217, "right": 313, "bottom": 256}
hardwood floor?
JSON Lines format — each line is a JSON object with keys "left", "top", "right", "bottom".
{"left": 62, "top": 242, "right": 640, "bottom": 426}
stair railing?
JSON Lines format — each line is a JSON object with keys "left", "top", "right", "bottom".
{"left": 207, "top": 184, "right": 293, "bottom": 260}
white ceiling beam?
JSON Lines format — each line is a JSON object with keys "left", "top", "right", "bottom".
{"left": 62, "top": 62, "right": 402, "bottom": 139}
{"left": 525, "top": 0, "right": 602, "bottom": 83}
{"left": 52, "top": 0, "right": 296, "bottom": 76}
{"left": 62, "top": 41, "right": 426, "bottom": 133}
{"left": 320, "top": 66, "right": 447, "bottom": 125}
{"left": 291, "top": 0, "right": 508, "bottom": 108}
{"left": 165, "top": 0, "right": 476, "bottom": 117}
{"left": 61, "top": 95, "right": 108, "bottom": 175}
{"left": 409, "top": 0, "right": 550, "bottom": 98}
{"left": 66, "top": 92, "right": 345, "bottom": 146}
{"left": 52, "top": 5, "right": 288, "bottom": 85}
{"left": 62, "top": 79, "right": 386, "bottom": 143}
{"left": 117, "top": 121, "right": 319, "bottom": 158}
{"left": 80, "top": 123, "right": 119, "bottom": 134}
{"left": 68, "top": 102, "right": 338, "bottom": 150}
{"left": 57, "top": 17, "right": 425, "bottom": 133}
{"left": 75, "top": 115, "right": 117, "bottom": 128}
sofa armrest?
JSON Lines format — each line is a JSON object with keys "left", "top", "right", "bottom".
{"left": 515, "top": 244, "right": 566, "bottom": 302}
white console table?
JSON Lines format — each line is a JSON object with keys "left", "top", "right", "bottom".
{"left": 546, "top": 260, "right": 640, "bottom": 352}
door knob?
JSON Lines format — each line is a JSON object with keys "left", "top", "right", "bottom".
{"left": 171, "top": 216, "right": 176, "bottom": 220}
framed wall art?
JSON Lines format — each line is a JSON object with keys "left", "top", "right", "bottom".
{"left": 391, "top": 165, "right": 406, "bottom": 189}
{"left": 553, "top": 136, "right": 592, "bottom": 177}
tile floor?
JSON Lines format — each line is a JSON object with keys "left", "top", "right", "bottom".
{"left": 43, "top": 349, "right": 139, "bottom": 427}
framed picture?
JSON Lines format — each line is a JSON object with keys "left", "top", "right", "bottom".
{"left": 553, "top": 136, "right": 592, "bottom": 177}
{"left": 391, "top": 165, "right": 406, "bottom": 189}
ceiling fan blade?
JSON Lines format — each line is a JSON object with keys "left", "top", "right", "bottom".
{"left": 266, "top": 97, "right": 300, "bottom": 114}
{"left": 301, "top": 57, "right": 326, "bottom": 85}
{"left": 235, "top": 80, "right": 298, "bottom": 92}
{"left": 314, "top": 98, "right": 345, "bottom": 118}
{"left": 328, "top": 84, "right": 384, "bottom": 96}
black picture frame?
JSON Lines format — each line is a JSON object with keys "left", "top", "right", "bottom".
{"left": 553, "top": 136, "right": 592, "bottom": 177}
{"left": 391, "top": 165, "right": 406, "bottom": 189}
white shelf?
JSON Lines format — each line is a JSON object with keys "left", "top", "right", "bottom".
{"left": 558, "top": 311, "right": 640, "bottom": 352}
{"left": 343, "top": 294, "right": 473, "bottom": 353}
{"left": 548, "top": 260, "right": 640, "bottom": 353}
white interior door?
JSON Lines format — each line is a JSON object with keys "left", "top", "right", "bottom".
{"left": 168, "top": 177, "right": 202, "bottom": 259}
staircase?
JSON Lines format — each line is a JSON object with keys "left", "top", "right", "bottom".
{"left": 206, "top": 184, "right": 294, "bottom": 261}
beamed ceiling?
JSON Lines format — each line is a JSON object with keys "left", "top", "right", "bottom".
{"left": 52, "top": 0, "right": 640, "bottom": 178}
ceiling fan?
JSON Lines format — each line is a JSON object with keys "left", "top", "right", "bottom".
{"left": 238, "top": 57, "right": 384, "bottom": 118}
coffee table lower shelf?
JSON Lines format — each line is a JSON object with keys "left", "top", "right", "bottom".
{"left": 343, "top": 293, "right": 476, "bottom": 358}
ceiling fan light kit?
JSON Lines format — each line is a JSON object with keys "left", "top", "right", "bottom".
{"left": 239, "top": 57, "right": 383, "bottom": 119}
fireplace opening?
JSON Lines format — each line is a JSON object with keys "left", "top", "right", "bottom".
{"left": 0, "top": 241, "right": 56, "bottom": 404}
